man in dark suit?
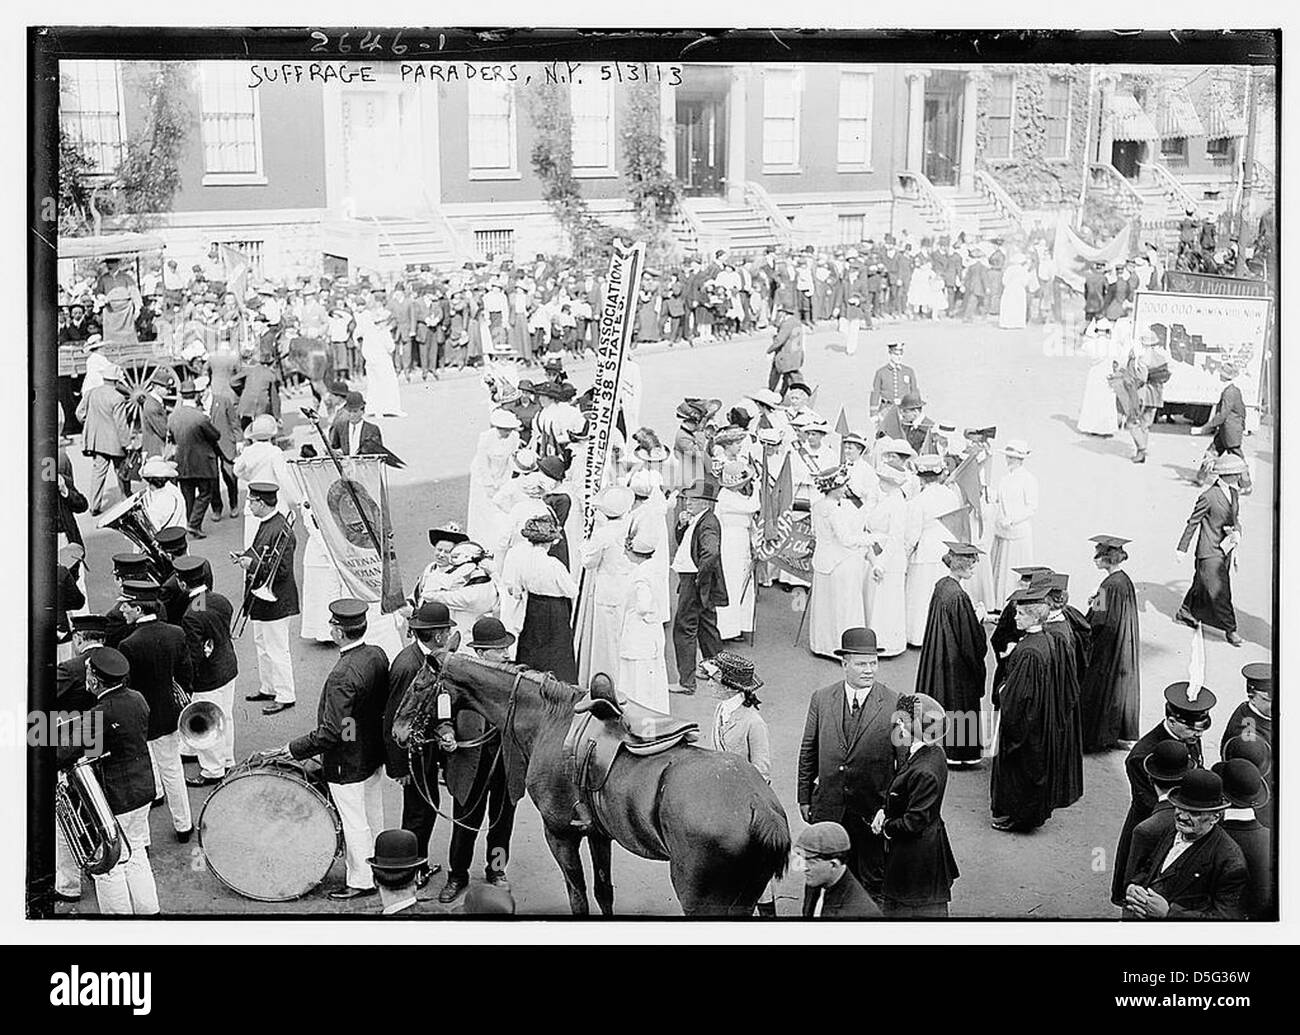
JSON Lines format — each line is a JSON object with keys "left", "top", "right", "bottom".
{"left": 236, "top": 482, "right": 299, "bottom": 714}
{"left": 116, "top": 583, "right": 194, "bottom": 841}
{"left": 1175, "top": 454, "right": 1246, "bottom": 645}
{"left": 1122, "top": 769, "right": 1247, "bottom": 920}
{"left": 280, "top": 599, "right": 391, "bottom": 901}
{"left": 1194, "top": 365, "right": 1247, "bottom": 460}
{"left": 232, "top": 351, "right": 282, "bottom": 429}
{"left": 202, "top": 376, "right": 242, "bottom": 520}
{"left": 766, "top": 303, "right": 805, "bottom": 394}
{"left": 1110, "top": 682, "right": 1215, "bottom": 906}
{"left": 172, "top": 556, "right": 238, "bottom": 785}
{"left": 166, "top": 380, "right": 222, "bottom": 538}
{"left": 670, "top": 480, "right": 729, "bottom": 695}
{"left": 794, "top": 821, "right": 881, "bottom": 918}
{"left": 797, "top": 626, "right": 900, "bottom": 905}
{"left": 328, "top": 391, "right": 404, "bottom": 466}
{"left": 58, "top": 647, "right": 160, "bottom": 914}
{"left": 868, "top": 341, "right": 919, "bottom": 416}
{"left": 382, "top": 601, "right": 455, "bottom": 889}
{"left": 1116, "top": 740, "right": 1190, "bottom": 912}
{"left": 1213, "top": 758, "right": 1274, "bottom": 919}
{"left": 139, "top": 372, "right": 171, "bottom": 460}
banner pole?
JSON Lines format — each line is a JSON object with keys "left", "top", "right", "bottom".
{"left": 301, "top": 409, "right": 386, "bottom": 562}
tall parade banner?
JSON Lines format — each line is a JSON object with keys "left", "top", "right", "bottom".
{"left": 581, "top": 238, "right": 645, "bottom": 537}
{"left": 289, "top": 456, "right": 405, "bottom": 613}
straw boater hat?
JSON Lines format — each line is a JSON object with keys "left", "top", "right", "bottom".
{"left": 1002, "top": 439, "right": 1031, "bottom": 460}
{"left": 813, "top": 465, "right": 849, "bottom": 494}
{"left": 595, "top": 485, "right": 635, "bottom": 519}
{"left": 489, "top": 409, "right": 521, "bottom": 430}
{"left": 720, "top": 460, "right": 754, "bottom": 490}
{"left": 141, "top": 458, "right": 179, "bottom": 480}
{"left": 245, "top": 414, "right": 279, "bottom": 441}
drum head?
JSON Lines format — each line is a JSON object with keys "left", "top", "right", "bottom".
{"left": 199, "top": 763, "right": 341, "bottom": 902}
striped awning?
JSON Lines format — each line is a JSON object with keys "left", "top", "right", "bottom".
{"left": 1156, "top": 91, "right": 1207, "bottom": 140}
{"left": 1201, "top": 104, "right": 1247, "bottom": 141}
{"left": 1109, "top": 92, "right": 1160, "bottom": 142}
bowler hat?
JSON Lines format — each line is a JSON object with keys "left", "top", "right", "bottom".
{"left": 1167, "top": 769, "right": 1229, "bottom": 812}
{"left": 795, "top": 821, "right": 852, "bottom": 858}
{"left": 1221, "top": 735, "right": 1271, "bottom": 778}
{"left": 1211, "top": 759, "right": 1269, "bottom": 809}
{"left": 834, "top": 627, "right": 878, "bottom": 657}
{"left": 681, "top": 479, "right": 720, "bottom": 502}
{"left": 407, "top": 601, "right": 453, "bottom": 631}
{"left": 1142, "top": 740, "right": 1192, "bottom": 783}
{"left": 367, "top": 829, "right": 424, "bottom": 872}
{"left": 899, "top": 392, "right": 925, "bottom": 409}
{"left": 469, "top": 615, "right": 515, "bottom": 650}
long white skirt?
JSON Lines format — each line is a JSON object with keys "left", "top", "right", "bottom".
{"left": 866, "top": 567, "right": 907, "bottom": 657}
{"left": 990, "top": 533, "right": 1034, "bottom": 611}
{"left": 361, "top": 336, "right": 405, "bottom": 417}
{"left": 579, "top": 600, "right": 624, "bottom": 688}
{"left": 809, "top": 559, "right": 867, "bottom": 659}
{"left": 1077, "top": 359, "right": 1120, "bottom": 436}
{"left": 717, "top": 528, "right": 756, "bottom": 639}
{"left": 905, "top": 562, "right": 944, "bottom": 646}
{"left": 467, "top": 482, "right": 509, "bottom": 552}
{"left": 618, "top": 651, "right": 669, "bottom": 715}
{"left": 300, "top": 534, "right": 344, "bottom": 642}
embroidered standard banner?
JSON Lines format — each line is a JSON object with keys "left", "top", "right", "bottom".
{"left": 581, "top": 238, "right": 645, "bottom": 538}
{"left": 755, "top": 453, "right": 814, "bottom": 579}
{"left": 289, "top": 456, "right": 405, "bottom": 613}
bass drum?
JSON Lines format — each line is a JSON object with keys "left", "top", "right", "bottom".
{"left": 198, "top": 759, "right": 342, "bottom": 902}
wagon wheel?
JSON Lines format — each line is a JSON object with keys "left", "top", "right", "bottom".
{"left": 119, "top": 359, "right": 183, "bottom": 429}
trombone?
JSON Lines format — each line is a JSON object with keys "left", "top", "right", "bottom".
{"left": 231, "top": 510, "right": 296, "bottom": 638}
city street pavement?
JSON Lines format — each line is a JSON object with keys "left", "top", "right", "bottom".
{"left": 59, "top": 312, "right": 1275, "bottom": 918}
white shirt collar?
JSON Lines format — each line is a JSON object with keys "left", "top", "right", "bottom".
{"left": 844, "top": 682, "right": 872, "bottom": 706}
{"left": 908, "top": 740, "right": 925, "bottom": 758}
{"left": 339, "top": 638, "right": 367, "bottom": 654}
{"left": 134, "top": 614, "right": 157, "bottom": 624}
{"left": 718, "top": 694, "right": 745, "bottom": 722}
{"left": 1223, "top": 807, "right": 1255, "bottom": 822}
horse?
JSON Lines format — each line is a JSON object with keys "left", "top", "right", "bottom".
{"left": 392, "top": 652, "right": 791, "bottom": 917}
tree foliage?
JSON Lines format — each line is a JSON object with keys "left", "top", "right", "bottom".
{"left": 620, "top": 79, "right": 684, "bottom": 267}
{"left": 58, "top": 127, "right": 99, "bottom": 236}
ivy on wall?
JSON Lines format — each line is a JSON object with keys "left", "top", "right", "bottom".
{"left": 620, "top": 78, "right": 684, "bottom": 267}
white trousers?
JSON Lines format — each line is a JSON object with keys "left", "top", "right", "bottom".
{"left": 92, "top": 804, "right": 159, "bottom": 915}
{"left": 844, "top": 318, "right": 861, "bottom": 356}
{"left": 54, "top": 824, "right": 83, "bottom": 897}
{"left": 252, "top": 617, "right": 296, "bottom": 702}
{"left": 329, "top": 769, "right": 385, "bottom": 890}
{"left": 190, "top": 682, "right": 236, "bottom": 778}
{"left": 149, "top": 731, "right": 192, "bottom": 833}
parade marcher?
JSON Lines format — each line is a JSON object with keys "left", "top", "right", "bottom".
{"left": 75, "top": 364, "right": 131, "bottom": 515}
{"left": 1042, "top": 574, "right": 1086, "bottom": 811}
{"left": 329, "top": 392, "right": 405, "bottom": 467}
{"left": 382, "top": 600, "right": 456, "bottom": 889}
{"left": 1110, "top": 681, "right": 1215, "bottom": 907}
{"left": 278, "top": 599, "right": 391, "bottom": 900}
{"left": 989, "top": 580, "right": 1058, "bottom": 833}
{"left": 793, "top": 821, "right": 880, "bottom": 918}
{"left": 797, "top": 626, "right": 900, "bottom": 904}
{"left": 807, "top": 466, "right": 871, "bottom": 660}
{"left": 700, "top": 651, "right": 775, "bottom": 915}
{"left": 864, "top": 441, "right": 911, "bottom": 658}
{"left": 988, "top": 439, "right": 1039, "bottom": 610}
{"left": 501, "top": 515, "right": 578, "bottom": 683}
{"left": 904, "top": 455, "right": 962, "bottom": 646}
{"left": 616, "top": 528, "right": 670, "bottom": 713}
{"left": 714, "top": 460, "right": 760, "bottom": 642}
{"left": 842, "top": 431, "right": 880, "bottom": 510}
{"left": 873, "top": 693, "right": 960, "bottom": 917}
{"left": 669, "top": 479, "right": 729, "bottom": 695}
{"left": 1079, "top": 535, "right": 1141, "bottom": 753}
{"left": 410, "top": 524, "right": 467, "bottom": 607}
{"left": 57, "top": 647, "right": 159, "bottom": 914}
{"left": 1192, "top": 363, "right": 1247, "bottom": 466}
{"left": 1220, "top": 662, "right": 1271, "bottom": 755}
{"left": 232, "top": 414, "right": 301, "bottom": 548}
{"left": 1212, "top": 758, "right": 1274, "bottom": 919}
{"left": 423, "top": 541, "right": 499, "bottom": 644}
{"left": 236, "top": 482, "right": 300, "bottom": 714}
{"left": 354, "top": 297, "right": 407, "bottom": 418}
{"left": 139, "top": 458, "right": 187, "bottom": 533}
{"left": 116, "top": 584, "right": 194, "bottom": 842}
{"left": 1121, "top": 769, "right": 1247, "bottom": 920}
{"left": 172, "top": 556, "right": 238, "bottom": 786}
{"left": 914, "top": 543, "right": 988, "bottom": 767}
{"left": 766, "top": 302, "right": 805, "bottom": 394}
{"left": 467, "top": 408, "right": 521, "bottom": 549}
{"left": 1175, "top": 453, "right": 1245, "bottom": 646}
{"left": 576, "top": 485, "right": 635, "bottom": 686}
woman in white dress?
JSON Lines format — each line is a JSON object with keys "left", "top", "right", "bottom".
{"left": 865, "top": 448, "right": 911, "bottom": 658}
{"left": 355, "top": 298, "right": 406, "bottom": 418}
{"left": 714, "top": 461, "right": 761, "bottom": 640}
{"left": 808, "top": 468, "right": 872, "bottom": 659}
{"left": 1077, "top": 356, "right": 1122, "bottom": 436}
{"left": 467, "top": 408, "right": 521, "bottom": 548}
{"left": 576, "top": 487, "right": 634, "bottom": 687}
{"left": 904, "top": 458, "right": 963, "bottom": 646}
{"left": 997, "top": 256, "right": 1032, "bottom": 330}
{"left": 988, "top": 439, "right": 1040, "bottom": 609}
{"left": 139, "top": 458, "right": 187, "bottom": 532}
{"left": 617, "top": 529, "right": 670, "bottom": 713}
{"left": 297, "top": 499, "right": 344, "bottom": 643}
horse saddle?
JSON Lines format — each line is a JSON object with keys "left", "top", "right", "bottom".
{"left": 565, "top": 691, "right": 699, "bottom": 795}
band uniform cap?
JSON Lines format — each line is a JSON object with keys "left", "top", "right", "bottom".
{"left": 428, "top": 525, "right": 468, "bottom": 547}
{"left": 537, "top": 456, "right": 567, "bottom": 483}
{"left": 1164, "top": 681, "right": 1218, "bottom": 716}
{"left": 248, "top": 482, "right": 280, "bottom": 502}
{"left": 469, "top": 615, "right": 516, "bottom": 649}
{"left": 154, "top": 526, "right": 189, "bottom": 550}
{"left": 681, "top": 479, "right": 720, "bottom": 502}
{"left": 1142, "top": 740, "right": 1192, "bottom": 783}
{"left": 407, "top": 600, "right": 453, "bottom": 630}
{"left": 1211, "top": 759, "right": 1270, "bottom": 809}
{"left": 596, "top": 485, "right": 635, "bottom": 518}
{"left": 1090, "top": 534, "right": 1132, "bottom": 550}
{"left": 489, "top": 409, "right": 521, "bottom": 430}
{"left": 245, "top": 414, "right": 278, "bottom": 441}
{"left": 834, "top": 626, "right": 878, "bottom": 657}
{"left": 899, "top": 391, "right": 925, "bottom": 409}
{"left": 87, "top": 647, "right": 130, "bottom": 682}
{"left": 69, "top": 613, "right": 109, "bottom": 636}
{"left": 1212, "top": 453, "right": 1248, "bottom": 476}
{"left": 1166, "top": 769, "right": 1229, "bottom": 813}
{"left": 120, "top": 579, "right": 162, "bottom": 602}
{"left": 1002, "top": 439, "right": 1032, "bottom": 459}
{"left": 112, "top": 552, "right": 150, "bottom": 573}
{"left": 795, "top": 821, "right": 852, "bottom": 857}
{"left": 943, "top": 541, "right": 984, "bottom": 557}
{"left": 141, "top": 457, "right": 178, "bottom": 480}
{"left": 1241, "top": 662, "right": 1272, "bottom": 695}
{"left": 913, "top": 454, "right": 945, "bottom": 474}
{"left": 344, "top": 391, "right": 366, "bottom": 411}
{"left": 368, "top": 828, "right": 424, "bottom": 872}
{"left": 328, "top": 598, "right": 370, "bottom": 629}
{"left": 171, "top": 554, "right": 211, "bottom": 581}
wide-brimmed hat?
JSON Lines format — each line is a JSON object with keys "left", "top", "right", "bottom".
{"left": 490, "top": 409, "right": 521, "bottom": 430}
{"left": 141, "top": 457, "right": 178, "bottom": 480}
{"left": 367, "top": 829, "right": 424, "bottom": 872}
{"left": 707, "top": 650, "right": 764, "bottom": 692}
{"left": 1167, "top": 769, "right": 1230, "bottom": 813}
{"left": 100, "top": 363, "right": 123, "bottom": 382}
{"left": 720, "top": 460, "right": 754, "bottom": 489}
{"left": 1211, "top": 759, "right": 1270, "bottom": 809}
{"left": 813, "top": 465, "right": 849, "bottom": 494}
{"left": 744, "top": 388, "right": 783, "bottom": 408}
{"left": 521, "top": 515, "right": 561, "bottom": 544}
{"left": 1212, "top": 454, "right": 1248, "bottom": 476}
{"left": 1002, "top": 439, "right": 1032, "bottom": 459}
{"left": 407, "top": 600, "right": 453, "bottom": 630}
{"left": 428, "top": 524, "right": 468, "bottom": 547}
{"left": 245, "top": 414, "right": 279, "bottom": 441}
{"left": 469, "top": 615, "right": 515, "bottom": 650}
{"left": 834, "top": 627, "right": 878, "bottom": 657}
{"left": 596, "top": 485, "right": 635, "bottom": 518}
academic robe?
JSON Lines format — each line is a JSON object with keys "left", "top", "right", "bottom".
{"left": 989, "top": 630, "right": 1056, "bottom": 830}
{"left": 1042, "top": 610, "right": 1088, "bottom": 810}
{"left": 1079, "top": 569, "right": 1141, "bottom": 752}
{"left": 914, "top": 576, "right": 988, "bottom": 763}
{"left": 989, "top": 605, "right": 1022, "bottom": 705}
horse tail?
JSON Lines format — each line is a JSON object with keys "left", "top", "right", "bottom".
{"left": 749, "top": 798, "right": 792, "bottom": 884}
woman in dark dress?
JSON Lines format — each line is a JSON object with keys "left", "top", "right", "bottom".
{"left": 504, "top": 515, "right": 578, "bottom": 683}
{"left": 1080, "top": 536, "right": 1141, "bottom": 752}
{"left": 874, "top": 693, "right": 960, "bottom": 917}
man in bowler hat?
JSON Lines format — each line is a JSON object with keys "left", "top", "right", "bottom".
{"left": 669, "top": 479, "right": 729, "bottom": 695}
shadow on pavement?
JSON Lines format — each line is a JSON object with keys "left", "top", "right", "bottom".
{"left": 1135, "top": 579, "right": 1272, "bottom": 650}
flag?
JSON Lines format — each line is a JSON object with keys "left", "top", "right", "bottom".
{"left": 1052, "top": 220, "right": 1133, "bottom": 293}
{"left": 835, "top": 407, "right": 850, "bottom": 436}
{"left": 938, "top": 505, "right": 972, "bottom": 543}
{"left": 755, "top": 455, "right": 813, "bottom": 578}
{"left": 220, "top": 244, "right": 251, "bottom": 304}
{"left": 288, "top": 456, "right": 405, "bottom": 613}
{"left": 945, "top": 453, "right": 985, "bottom": 540}
{"left": 1187, "top": 625, "right": 1207, "bottom": 699}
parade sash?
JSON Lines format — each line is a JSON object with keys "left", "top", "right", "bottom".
{"left": 755, "top": 454, "right": 814, "bottom": 578}
{"left": 289, "top": 456, "right": 405, "bottom": 613}
{"left": 582, "top": 239, "right": 645, "bottom": 538}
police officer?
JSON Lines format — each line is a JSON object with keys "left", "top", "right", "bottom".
{"left": 869, "top": 342, "right": 919, "bottom": 418}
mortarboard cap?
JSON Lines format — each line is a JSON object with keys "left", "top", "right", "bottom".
{"left": 1090, "top": 534, "right": 1132, "bottom": 550}
{"left": 943, "top": 541, "right": 984, "bottom": 557}
{"left": 1009, "top": 582, "right": 1050, "bottom": 604}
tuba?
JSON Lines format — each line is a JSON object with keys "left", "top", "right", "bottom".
{"left": 54, "top": 757, "right": 124, "bottom": 876}
{"left": 96, "top": 492, "right": 174, "bottom": 582}
{"left": 178, "top": 698, "right": 227, "bottom": 754}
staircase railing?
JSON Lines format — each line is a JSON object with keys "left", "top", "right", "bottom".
{"left": 973, "top": 170, "right": 1027, "bottom": 237}
{"left": 420, "top": 189, "right": 474, "bottom": 265}
{"left": 742, "top": 181, "right": 796, "bottom": 249}
{"left": 668, "top": 200, "right": 705, "bottom": 256}
{"left": 1088, "top": 163, "right": 1145, "bottom": 221}
{"left": 896, "top": 170, "right": 956, "bottom": 237}
{"left": 367, "top": 216, "right": 409, "bottom": 280}
{"left": 1138, "top": 161, "right": 1204, "bottom": 219}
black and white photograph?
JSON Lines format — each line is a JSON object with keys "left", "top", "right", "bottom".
{"left": 23, "top": 20, "right": 1283, "bottom": 938}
